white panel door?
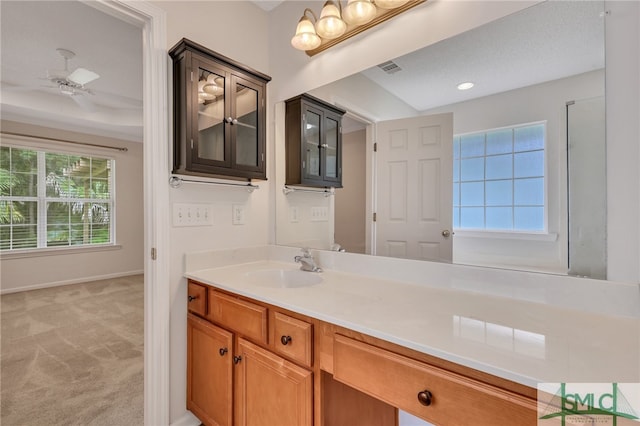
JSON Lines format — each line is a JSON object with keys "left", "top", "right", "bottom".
{"left": 375, "top": 113, "right": 453, "bottom": 261}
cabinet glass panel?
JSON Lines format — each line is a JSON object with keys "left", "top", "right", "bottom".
{"left": 235, "top": 83, "right": 259, "bottom": 167}
{"left": 304, "top": 110, "right": 321, "bottom": 178}
{"left": 325, "top": 117, "right": 339, "bottom": 179}
{"left": 197, "top": 68, "right": 226, "bottom": 162}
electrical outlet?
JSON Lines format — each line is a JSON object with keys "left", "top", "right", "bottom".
{"left": 232, "top": 204, "right": 245, "bottom": 225}
{"left": 173, "top": 203, "right": 213, "bottom": 227}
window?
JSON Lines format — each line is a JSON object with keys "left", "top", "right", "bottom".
{"left": 452, "top": 122, "right": 545, "bottom": 232}
{"left": 0, "top": 146, "right": 114, "bottom": 251}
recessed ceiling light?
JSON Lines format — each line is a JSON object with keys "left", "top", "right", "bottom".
{"left": 457, "top": 82, "right": 475, "bottom": 91}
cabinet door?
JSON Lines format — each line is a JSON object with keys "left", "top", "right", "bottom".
{"left": 191, "top": 57, "right": 230, "bottom": 170}
{"left": 301, "top": 104, "right": 324, "bottom": 183}
{"left": 235, "top": 338, "right": 312, "bottom": 426}
{"left": 323, "top": 110, "right": 342, "bottom": 185}
{"left": 187, "top": 313, "right": 233, "bottom": 426}
{"left": 230, "top": 74, "right": 265, "bottom": 175}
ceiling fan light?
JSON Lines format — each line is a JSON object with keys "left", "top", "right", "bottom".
{"left": 316, "top": 1, "right": 347, "bottom": 39}
{"left": 68, "top": 67, "right": 100, "bottom": 85}
{"left": 291, "top": 14, "right": 322, "bottom": 50}
{"left": 59, "top": 84, "right": 75, "bottom": 96}
{"left": 343, "top": 0, "right": 377, "bottom": 26}
{"left": 374, "top": 0, "right": 409, "bottom": 9}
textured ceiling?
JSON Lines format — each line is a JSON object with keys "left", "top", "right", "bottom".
{"left": 360, "top": 1, "right": 605, "bottom": 112}
{"left": 0, "top": 1, "right": 143, "bottom": 141}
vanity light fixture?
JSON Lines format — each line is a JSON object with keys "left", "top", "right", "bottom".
{"left": 457, "top": 81, "right": 475, "bottom": 91}
{"left": 291, "top": 0, "right": 425, "bottom": 56}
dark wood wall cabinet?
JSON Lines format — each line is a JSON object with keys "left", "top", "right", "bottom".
{"left": 170, "top": 38, "right": 271, "bottom": 180}
{"left": 285, "top": 93, "right": 346, "bottom": 188}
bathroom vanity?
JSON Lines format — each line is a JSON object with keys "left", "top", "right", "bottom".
{"left": 184, "top": 246, "right": 640, "bottom": 426}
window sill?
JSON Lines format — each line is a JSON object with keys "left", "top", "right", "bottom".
{"left": 453, "top": 230, "right": 558, "bottom": 242}
{"left": 1, "top": 244, "right": 122, "bottom": 260}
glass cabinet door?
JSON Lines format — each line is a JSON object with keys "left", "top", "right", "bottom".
{"left": 233, "top": 79, "right": 259, "bottom": 169}
{"left": 196, "top": 65, "right": 228, "bottom": 165}
{"left": 303, "top": 107, "right": 322, "bottom": 180}
{"left": 324, "top": 115, "right": 339, "bottom": 181}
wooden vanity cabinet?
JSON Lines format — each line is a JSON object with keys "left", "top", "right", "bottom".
{"left": 187, "top": 284, "right": 313, "bottom": 426}
{"left": 235, "top": 338, "right": 313, "bottom": 426}
{"left": 285, "top": 93, "right": 345, "bottom": 188}
{"left": 187, "top": 313, "right": 233, "bottom": 426}
{"left": 170, "top": 38, "right": 271, "bottom": 180}
{"left": 186, "top": 280, "right": 538, "bottom": 426}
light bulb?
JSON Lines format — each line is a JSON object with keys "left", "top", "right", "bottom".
{"left": 316, "top": 1, "right": 347, "bottom": 39}
{"left": 291, "top": 14, "right": 321, "bottom": 50}
{"left": 343, "top": 0, "right": 377, "bottom": 26}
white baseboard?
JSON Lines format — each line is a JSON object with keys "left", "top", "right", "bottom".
{"left": 170, "top": 411, "right": 201, "bottom": 426}
{"left": 0, "top": 270, "right": 144, "bottom": 295}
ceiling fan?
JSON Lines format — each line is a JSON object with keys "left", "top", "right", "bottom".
{"left": 44, "top": 48, "right": 100, "bottom": 107}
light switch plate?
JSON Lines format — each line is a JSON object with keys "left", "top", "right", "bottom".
{"left": 310, "top": 206, "right": 329, "bottom": 222}
{"left": 173, "top": 203, "right": 213, "bottom": 227}
{"left": 289, "top": 206, "right": 299, "bottom": 223}
{"left": 232, "top": 204, "right": 246, "bottom": 225}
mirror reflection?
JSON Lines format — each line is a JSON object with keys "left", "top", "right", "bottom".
{"left": 276, "top": 1, "right": 606, "bottom": 278}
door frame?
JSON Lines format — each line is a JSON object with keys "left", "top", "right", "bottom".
{"left": 86, "top": 1, "right": 170, "bottom": 424}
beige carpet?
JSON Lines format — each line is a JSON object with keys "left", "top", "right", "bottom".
{"left": 1, "top": 275, "right": 144, "bottom": 426}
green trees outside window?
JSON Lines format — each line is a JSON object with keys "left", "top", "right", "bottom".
{"left": 0, "top": 146, "right": 114, "bottom": 251}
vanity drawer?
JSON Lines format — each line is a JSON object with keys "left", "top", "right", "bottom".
{"left": 187, "top": 281, "right": 207, "bottom": 317}
{"left": 271, "top": 311, "right": 313, "bottom": 367}
{"left": 333, "top": 335, "right": 537, "bottom": 426}
{"left": 208, "top": 290, "right": 268, "bottom": 345}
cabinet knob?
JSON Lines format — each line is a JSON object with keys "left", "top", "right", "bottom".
{"left": 188, "top": 295, "right": 198, "bottom": 302}
{"left": 233, "top": 355, "right": 242, "bottom": 364}
{"left": 417, "top": 390, "right": 433, "bottom": 406}
{"left": 219, "top": 347, "right": 228, "bottom": 356}
{"left": 281, "top": 335, "right": 292, "bottom": 345}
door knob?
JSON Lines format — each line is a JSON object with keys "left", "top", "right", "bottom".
{"left": 441, "top": 230, "right": 451, "bottom": 238}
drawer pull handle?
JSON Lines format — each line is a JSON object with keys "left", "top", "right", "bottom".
{"left": 233, "top": 355, "right": 242, "bottom": 364}
{"left": 188, "top": 295, "right": 198, "bottom": 302}
{"left": 417, "top": 390, "right": 433, "bottom": 406}
{"left": 281, "top": 335, "right": 292, "bottom": 345}
{"left": 219, "top": 348, "right": 228, "bottom": 356}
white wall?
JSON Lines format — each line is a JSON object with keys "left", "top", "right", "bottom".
{"left": 148, "top": 1, "right": 272, "bottom": 422}
{"left": 335, "top": 129, "right": 367, "bottom": 254}
{"left": 0, "top": 120, "right": 144, "bottom": 293}
{"left": 421, "top": 70, "right": 604, "bottom": 274}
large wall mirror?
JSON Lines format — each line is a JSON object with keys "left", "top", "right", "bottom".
{"left": 275, "top": 1, "right": 607, "bottom": 279}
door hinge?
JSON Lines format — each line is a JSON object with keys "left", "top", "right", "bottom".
{"left": 190, "top": 71, "right": 194, "bottom": 82}
{"left": 151, "top": 247, "right": 157, "bottom": 260}
{"left": 190, "top": 139, "right": 194, "bottom": 150}
{"left": 373, "top": 212, "right": 377, "bottom": 222}
{"left": 374, "top": 142, "right": 378, "bottom": 152}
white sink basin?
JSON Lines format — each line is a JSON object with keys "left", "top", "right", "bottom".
{"left": 244, "top": 268, "right": 322, "bottom": 288}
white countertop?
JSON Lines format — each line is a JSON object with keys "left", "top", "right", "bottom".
{"left": 185, "top": 247, "right": 640, "bottom": 388}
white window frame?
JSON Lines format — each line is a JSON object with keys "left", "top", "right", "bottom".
{"left": 452, "top": 121, "right": 550, "bottom": 237}
{"left": 1, "top": 142, "right": 116, "bottom": 253}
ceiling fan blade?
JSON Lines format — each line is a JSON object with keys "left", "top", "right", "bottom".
{"left": 68, "top": 68, "right": 100, "bottom": 85}
{"left": 70, "top": 93, "right": 98, "bottom": 112}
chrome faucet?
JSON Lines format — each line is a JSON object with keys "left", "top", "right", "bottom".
{"left": 294, "top": 248, "right": 322, "bottom": 272}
